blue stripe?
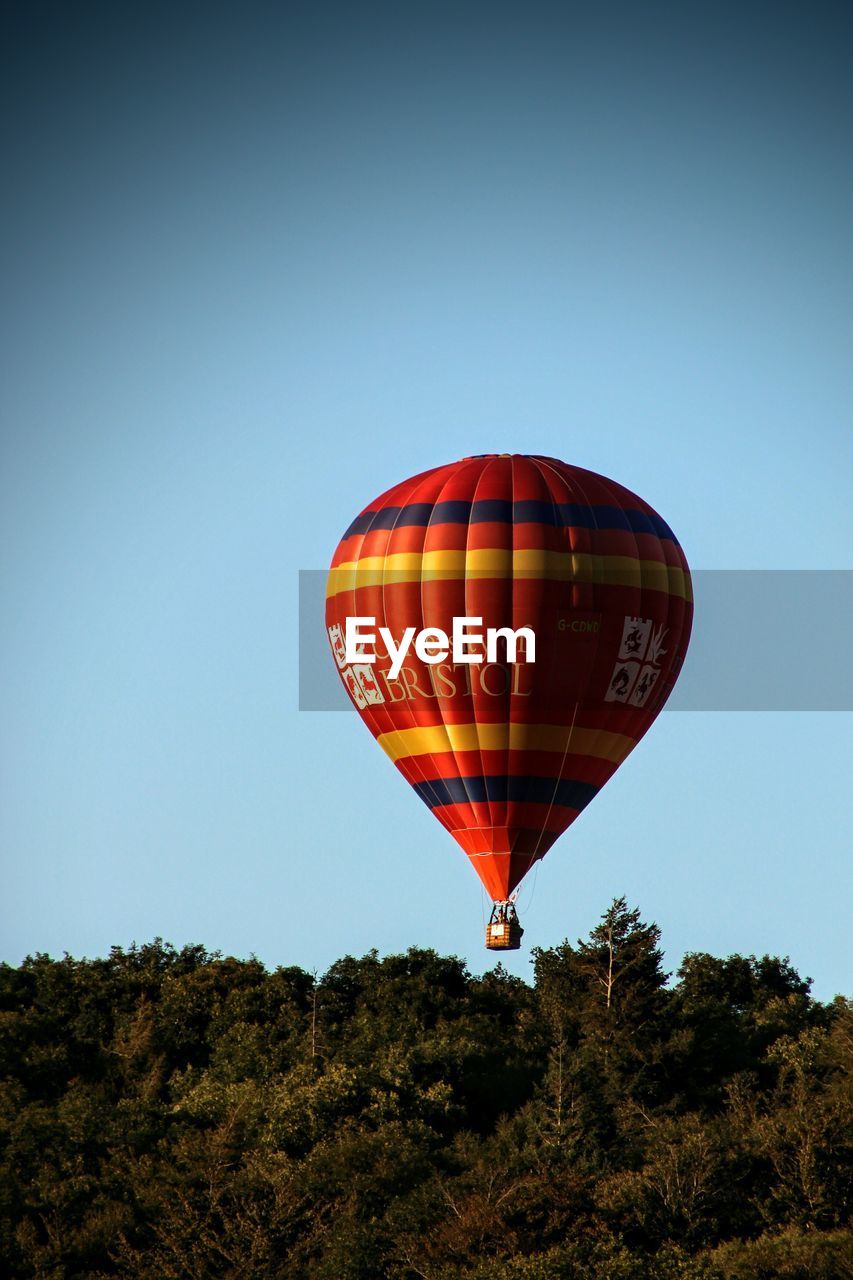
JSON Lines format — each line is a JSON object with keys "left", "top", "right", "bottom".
{"left": 343, "top": 500, "right": 676, "bottom": 541}
{"left": 343, "top": 503, "right": 437, "bottom": 536}
{"left": 466, "top": 498, "right": 513, "bottom": 523}
{"left": 412, "top": 775, "right": 599, "bottom": 810}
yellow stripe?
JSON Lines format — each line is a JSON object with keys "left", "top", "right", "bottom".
{"left": 376, "top": 723, "right": 635, "bottom": 765}
{"left": 327, "top": 549, "right": 691, "bottom": 601}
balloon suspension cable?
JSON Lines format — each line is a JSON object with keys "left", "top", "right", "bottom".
{"left": 488, "top": 898, "right": 522, "bottom": 922}
{"left": 513, "top": 861, "right": 541, "bottom": 921}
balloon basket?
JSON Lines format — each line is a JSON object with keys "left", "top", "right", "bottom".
{"left": 485, "top": 903, "right": 523, "bottom": 950}
{"left": 485, "top": 921, "right": 523, "bottom": 950}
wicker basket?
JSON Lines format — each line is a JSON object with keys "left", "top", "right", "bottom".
{"left": 485, "top": 920, "right": 523, "bottom": 951}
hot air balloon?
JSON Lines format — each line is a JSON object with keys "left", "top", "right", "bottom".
{"left": 325, "top": 455, "right": 692, "bottom": 949}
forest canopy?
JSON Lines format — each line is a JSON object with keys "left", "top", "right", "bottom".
{"left": 0, "top": 899, "right": 850, "bottom": 1279}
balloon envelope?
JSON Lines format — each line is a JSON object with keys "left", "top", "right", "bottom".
{"left": 326, "top": 455, "right": 692, "bottom": 901}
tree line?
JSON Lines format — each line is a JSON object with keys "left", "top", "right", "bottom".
{"left": 0, "top": 899, "right": 850, "bottom": 1279}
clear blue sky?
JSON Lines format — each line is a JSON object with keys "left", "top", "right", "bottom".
{"left": 2, "top": 2, "right": 851, "bottom": 997}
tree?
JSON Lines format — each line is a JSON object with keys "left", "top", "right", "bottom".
{"left": 0, "top": 914, "right": 848, "bottom": 1280}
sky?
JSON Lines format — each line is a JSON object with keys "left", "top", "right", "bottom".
{"left": 1, "top": 1, "right": 851, "bottom": 998}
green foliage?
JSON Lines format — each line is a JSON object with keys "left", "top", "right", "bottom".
{"left": 0, "top": 903, "right": 849, "bottom": 1279}
{"left": 710, "top": 1226, "right": 853, "bottom": 1279}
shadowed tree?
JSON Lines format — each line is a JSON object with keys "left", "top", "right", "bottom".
{"left": 0, "top": 923, "right": 849, "bottom": 1280}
